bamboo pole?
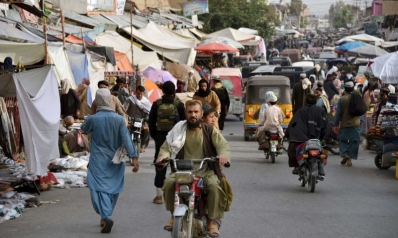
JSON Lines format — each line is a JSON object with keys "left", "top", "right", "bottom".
{"left": 81, "top": 28, "right": 86, "bottom": 53}
{"left": 130, "top": 4, "right": 134, "bottom": 66}
{"left": 43, "top": 17, "right": 49, "bottom": 65}
{"left": 60, "top": 10, "right": 66, "bottom": 49}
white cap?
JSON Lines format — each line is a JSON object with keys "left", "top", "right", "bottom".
{"left": 345, "top": 81, "right": 354, "bottom": 88}
{"left": 269, "top": 94, "right": 278, "bottom": 103}
{"left": 300, "top": 73, "right": 306, "bottom": 78}
{"left": 189, "top": 70, "right": 194, "bottom": 74}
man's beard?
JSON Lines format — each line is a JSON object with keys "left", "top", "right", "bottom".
{"left": 187, "top": 117, "right": 202, "bottom": 129}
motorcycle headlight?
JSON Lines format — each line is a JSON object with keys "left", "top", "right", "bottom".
{"left": 175, "top": 172, "right": 193, "bottom": 184}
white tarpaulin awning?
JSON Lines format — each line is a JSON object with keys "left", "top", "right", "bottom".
{"left": 337, "top": 34, "right": 384, "bottom": 45}
{"left": 13, "top": 66, "right": 60, "bottom": 175}
{"left": 0, "top": 41, "right": 45, "bottom": 65}
{"left": 122, "top": 22, "right": 196, "bottom": 65}
{"left": 94, "top": 30, "right": 161, "bottom": 70}
{"left": 0, "top": 21, "right": 44, "bottom": 43}
{"left": 203, "top": 28, "right": 256, "bottom": 42}
{"left": 48, "top": 46, "right": 76, "bottom": 89}
{"left": 381, "top": 41, "right": 398, "bottom": 48}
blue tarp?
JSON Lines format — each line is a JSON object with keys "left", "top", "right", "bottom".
{"left": 335, "top": 41, "right": 366, "bottom": 51}
{"left": 67, "top": 50, "right": 89, "bottom": 86}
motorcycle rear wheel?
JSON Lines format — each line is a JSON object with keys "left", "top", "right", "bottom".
{"left": 308, "top": 175, "right": 316, "bottom": 193}
{"left": 270, "top": 152, "right": 276, "bottom": 163}
{"left": 172, "top": 216, "right": 183, "bottom": 238}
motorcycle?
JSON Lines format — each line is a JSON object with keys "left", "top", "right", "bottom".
{"left": 261, "top": 131, "right": 283, "bottom": 163}
{"left": 155, "top": 157, "right": 225, "bottom": 238}
{"left": 128, "top": 117, "right": 144, "bottom": 165}
{"left": 298, "top": 139, "right": 327, "bottom": 193}
{"left": 322, "top": 138, "right": 339, "bottom": 155}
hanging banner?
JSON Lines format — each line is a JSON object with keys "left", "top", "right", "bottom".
{"left": 183, "top": 0, "right": 209, "bottom": 17}
{"left": 115, "top": 0, "right": 126, "bottom": 16}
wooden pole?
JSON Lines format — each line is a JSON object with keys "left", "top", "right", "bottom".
{"left": 60, "top": 10, "right": 66, "bottom": 49}
{"left": 130, "top": 4, "right": 134, "bottom": 67}
{"left": 43, "top": 17, "right": 49, "bottom": 65}
{"left": 81, "top": 28, "right": 86, "bottom": 53}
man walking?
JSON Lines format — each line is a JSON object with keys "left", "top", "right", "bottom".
{"left": 81, "top": 89, "right": 138, "bottom": 233}
{"left": 124, "top": 85, "right": 152, "bottom": 154}
{"left": 184, "top": 70, "right": 198, "bottom": 92}
{"left": 292, "top": 73, "right": 312, "bottom": 114}
{"left": 211, "top": 75, "right": 230, "bottom": 131}
{"left": 332, "top": 81, "right": 361, "bottom": 166}
{"left": 148, "top": 81, "right": 186, "bottom": 204}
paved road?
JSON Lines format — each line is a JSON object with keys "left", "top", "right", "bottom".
{"left": 2, "top": 116, "right": 398, "bottom": 238}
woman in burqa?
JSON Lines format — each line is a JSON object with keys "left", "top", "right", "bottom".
{"left": 81, "top": 88, "right": 138, "bottom": 233}
{"left": 1, "top": 57, "right": 14, "bottom": 71}
{"left": 60, "top": 79, "right": 81, "bottom": 119}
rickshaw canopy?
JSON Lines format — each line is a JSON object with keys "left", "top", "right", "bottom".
{"left": 211, "top": 68, "right": 243, "bottom": 98}
{"left": 246, "top": 76, "right": 291, "bottom": 105}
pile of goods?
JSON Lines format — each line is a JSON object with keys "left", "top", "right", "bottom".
{"left": 367, "top": 126, "right": 383, "bottom": 137}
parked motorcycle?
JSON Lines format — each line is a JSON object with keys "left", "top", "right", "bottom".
{"left": 261, "top": 131, "right": 283, "bottom": 163}
{"left": 128, "top": 117, "right": 144, "bottom": 165}
{"left": 298, "top": 139, "right": 327, "bottom": 193}
{"left": 155, "top": 157, "right": 226, "bottom": 238}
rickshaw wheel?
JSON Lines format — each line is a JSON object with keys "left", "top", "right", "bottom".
{"left": 374, "top": 153, "right": 391, "bottom": 170}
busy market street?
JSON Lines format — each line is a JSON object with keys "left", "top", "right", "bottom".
{"left": 2, "top": 116, "right": 398, "bottom": 238}
{"left": 1, "top": 0, "right": 398, "bottom": 237}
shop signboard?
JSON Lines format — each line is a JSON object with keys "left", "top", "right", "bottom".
{"left": 183, "top": 0, "right": 209, "bottom": 17}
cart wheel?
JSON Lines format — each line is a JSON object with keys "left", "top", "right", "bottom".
{"left": 374, "top": 153, "right": 391, "bottom": 170}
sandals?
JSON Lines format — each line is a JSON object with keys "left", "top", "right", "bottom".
{"left": 208, "top": 221, "right": 220, "bottom": 237}
{"left": 347, "top": 159, "right": 352, "bottom": 167}
{"left": 164, "top": 218, "right": 174, "bottom": 231}
{"left": 340, "top": 156, "right": 349, "bottom": 165}
{"left": 101, "top": 219, "right": 114, "bottom": 233}
{"left": 100, "top": 218, "right": 106, "bottom": 227}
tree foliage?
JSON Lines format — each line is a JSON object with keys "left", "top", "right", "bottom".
{"left": 198, "top": 0, "right": 278, "bottom": 39}
{"left": 328, "top": 1, "right": 355, "bottom": 28}
{"left": 289, "top": 0, "right": 303, "bottom": 16}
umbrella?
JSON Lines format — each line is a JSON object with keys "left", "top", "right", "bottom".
{"left": 347, "top": 45, "right": 388, "bottom": 58}
{"left": 282, "top": 29, "right": 300, "bottom": 35}
{"left": 144, "top": 79, "right": 163, "bottom": 103}
{"left": 199, "top": 37, "right": 244, "bottom": 49}
{"left": 335, "top": 41, "right": 366, "bottom": 51}
{"left": 370, "top": 52, "right": 398, "bottom": 83}
{"left": 143, "top": 66, "right": 178, "bottom": 86}
{"left": 194, "top": 42, "right": 239, "bottom": 53}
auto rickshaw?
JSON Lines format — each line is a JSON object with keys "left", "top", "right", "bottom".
{"left": 210, "top": 68, "right": 243, "bottom": 120}
{"left": 243, "top": 76, "right": 292, "bottom": 141}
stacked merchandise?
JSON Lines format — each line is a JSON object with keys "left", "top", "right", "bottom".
{"left": 0, "top": 149, "right": 40, "bottom": 223}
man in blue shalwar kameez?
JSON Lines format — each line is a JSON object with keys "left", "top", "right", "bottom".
{"left": 81, "top": 88, "right": 138, "bottom": 233}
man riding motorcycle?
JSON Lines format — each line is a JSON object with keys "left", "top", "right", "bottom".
{"left": 286, "top": 94, "right": 329, "bottom": 176}
{"left": 256, "top": 94, "right": 285, "bottom": 150}
{"left": 156, "top": 100, "right": 231, "bottom": 238}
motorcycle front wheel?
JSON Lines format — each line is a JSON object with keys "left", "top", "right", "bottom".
{"left": 172, "top": 212, "right": 193, "bottom": 238}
